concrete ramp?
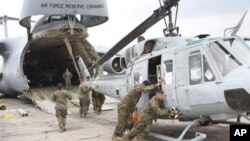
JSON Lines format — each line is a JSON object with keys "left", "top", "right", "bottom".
{"left": 29, "top": 86, "right": 79, "bottom": 114}
{"left": 26, "top": 86, "right": 117, "bottom": 114}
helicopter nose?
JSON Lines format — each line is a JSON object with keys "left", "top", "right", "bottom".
{"left": 223, "top": 66, "right": 250, "bottom": 112}
{"left": 224, "top": 88, "right": 250, "bottom": 112}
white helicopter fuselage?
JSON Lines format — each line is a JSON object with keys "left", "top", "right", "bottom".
{"left": 89, "top": 36, "right": 250, "bottom": 121}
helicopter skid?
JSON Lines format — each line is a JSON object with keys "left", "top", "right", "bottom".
{"left": 148, "top": 119, "right": 207, "bottom": 141}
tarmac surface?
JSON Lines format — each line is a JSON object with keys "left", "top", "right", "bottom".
{"left": 0, "top": 97, "right": 244, "bottom": 141}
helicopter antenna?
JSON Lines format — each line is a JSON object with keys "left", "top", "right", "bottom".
{"left": 224, "top": 11, "right": 247, "bottom": 37}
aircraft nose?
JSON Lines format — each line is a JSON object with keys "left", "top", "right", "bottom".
{"left": 224, "top": 88, "right": 250, "bottom": 112}
{"left": 223, "top": 66, "right": 250, "bottom": 112}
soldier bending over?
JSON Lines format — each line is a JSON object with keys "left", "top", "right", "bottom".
{"left": 112, "top": 79, "right": 164, "bottom": 141}
{"left": 123, "top": 89, "right": 172, "bottom": 141}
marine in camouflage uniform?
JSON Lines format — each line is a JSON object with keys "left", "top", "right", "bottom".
{"left": 52, "top": 83, "right": 72, "bottom": 133}
{"left": 124, "top": 89, "right": 169, "bottom": 141}
{"left": 96, "top": 92, "right": 105, "bottom": 115}
{"left": 63, "top": 69, "right": 73, "bottom": 90}
{"left": 92, "top": 90, "right": 105, "bottom": 114}
{"left": 91, "top": 90, "right": 98, "bottom": 113}
{"left": 79, "top": 81, "right": 92, "bottom": 118}
{"left": 112, "top": 79, "right": 163, "bottom": 141}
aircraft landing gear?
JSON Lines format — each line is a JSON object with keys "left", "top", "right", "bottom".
{"left": 148, "top": 119, "right": 207, "bottom": 141}
{"left": 198, "top": 116, "right": 212, "bottom": 126}
{"left": 198, "top": 120, "right": 210, "bottom": 126}
{"left": 236, "top": 113, "right": 250, "bottom": 123}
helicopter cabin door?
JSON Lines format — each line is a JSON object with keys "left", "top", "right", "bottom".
{"left": 131, "top": 60, "right": 149, "bottom": 111}
{"left": 161, "top": 51, "right": 177, "bottom": 107}
{"left": 134, "top": 55, "right": 162, "bottom": 111}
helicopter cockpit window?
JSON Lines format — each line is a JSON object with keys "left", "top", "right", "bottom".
{"left": 143, "top": 40, "right": 155, "bottom": 54}
{"left": 189, "top": 50, "right": 202, "bottom": 85}
{"left": 209, "top": 42, "right": 240, "bottom": 76}
{"left": 219, "top": 38, "right": 250, "bottom": 65}
{"left": 203, "top": 55, "right": 215, "bottom": 82}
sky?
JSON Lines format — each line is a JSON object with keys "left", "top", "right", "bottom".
{"left": 0, "top": 0, "right": 250, "bottom": 49}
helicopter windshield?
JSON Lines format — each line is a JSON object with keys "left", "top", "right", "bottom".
{"left": 218, "top": 38, "right": 250, "bottom": 65}
{"left": 209, "top": 41, "right": 241, "bottom": 77}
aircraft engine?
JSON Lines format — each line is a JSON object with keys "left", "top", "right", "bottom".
{"left": 103, "top": 56, "right": 125, "bottom": 74}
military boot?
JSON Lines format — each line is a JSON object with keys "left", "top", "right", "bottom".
{"left": 63, "top": 125, "right": 66, "bottom": 131}
{"left": 132, "top": 137, "right": 138, "bottom": 141}
{"left": 112, "top": 134, "right": 121, "bottom": 141}
{"left": 122, "top": 135, "right": 130, "bottom": 141}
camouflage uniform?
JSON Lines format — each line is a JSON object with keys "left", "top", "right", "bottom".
{"left": 63, "top": 69, "right": 72, "bottom": 90}
{"left": 92, "top": 90, "right": 98, "bottom": 113}
{"left": 52, "top": 89, "right": 72, "bottom": 132}
{"left": 79, "top": 83, "right": 92, "bottom": 117}
{"left": 92, "top": 91, "right": 105, "bottom": 114}
{"left": 124, "top": 96, "right": 169, "bottom": 140}
{"left": 113, "top": 84, "right": 158, "bottom": 138}
{"left": 96, "top": 92, "right": 105, "bottom": 115}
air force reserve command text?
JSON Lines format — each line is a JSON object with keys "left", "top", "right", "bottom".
{"left": 41, "top": 3, "right": 104, "bottom": 9}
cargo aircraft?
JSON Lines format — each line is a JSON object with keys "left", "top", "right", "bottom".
{"left": 1, "top": 0, "right": 250, "bottom": 140}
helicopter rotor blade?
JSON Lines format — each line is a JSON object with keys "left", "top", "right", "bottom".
{"left": 89, "top": 0, "right": 180, "bottom": 70}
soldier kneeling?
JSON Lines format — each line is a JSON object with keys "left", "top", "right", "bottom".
{"left": 123, "top": 89, "right": 178, "bottom": 141}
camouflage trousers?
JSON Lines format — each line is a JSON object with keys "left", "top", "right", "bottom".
{"left": 92, "top": 99, "right": 97, "bottom": 113}
{"left": 65, "top": 80, "right": 71, "bottom": 90}
{"left": 125, "top": 118, "right": 153, "bottom": 140}
{"left": 56, "top": 108, "right": 67, "bottom": 127}
{"left": 95, "top": 103, "right": 103, "bottom": 115}
{"left": 113, "top": 104, "right": 133, "bottom": 137}
{"left": 79, "top": 98, "right": 90, "bottom": 117}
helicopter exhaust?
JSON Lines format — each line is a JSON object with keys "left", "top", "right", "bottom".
{"left": 103, "top": 56, "right": 125, "bottom": 74}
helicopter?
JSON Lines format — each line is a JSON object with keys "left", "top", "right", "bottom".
{"left": 81, "top": 1, "right": 250, "bottom": 139}
{"left": 0, "top": 0, "right": 249, "bottom": 140}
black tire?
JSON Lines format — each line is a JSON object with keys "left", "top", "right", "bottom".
{"left": 199, "top": 120, "right": 210, "bottom": 126}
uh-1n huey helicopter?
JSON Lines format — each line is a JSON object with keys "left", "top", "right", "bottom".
{"left": 82, "top": 0, "right": 250, "bottom": 139}
{"left": 0, "top": 0, "right": 249, "bottom": 139}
